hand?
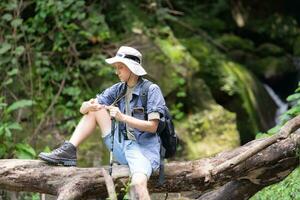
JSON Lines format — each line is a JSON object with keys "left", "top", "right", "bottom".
{"left": 80, "top": 98, "right": 104, "bottom": 114}
{"left": 106, "top": 105, "right": 125, "bottom": 121}
{"left": 87, "top": 98, "right": 104, "bottom": 112}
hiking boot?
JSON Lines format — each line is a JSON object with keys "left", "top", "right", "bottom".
{"left": 38, "top": 141, "right": 77, "bottom": 166}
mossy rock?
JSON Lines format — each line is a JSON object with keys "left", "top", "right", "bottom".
{"left": 293, "top": 35, "right": 300, "bottom": 57}
{"left": 182, "top": 36, "right": 278, "bottom": 143}
{"left": 254, "top": 56, "right": 294, "bottom": 79}
{"left": 187, "top": 77, "right": 216, "bottom": 112}
{"left": 177, "top": 105, "right": 240, "bottom": 160}
{"left": 228, "top": 49, "right": 258, "bottom": 66}
{"left": 217, "top": 34, "right": 255, "bottom": 52}
{"left": 125, "top": 34, "right": 192, "bottom": 96}
{"left": 127, "top": 34, "right": 176, "bottom": 95}
{"left": 104, "top": 1, "right": 154, "bottom": 35}
{"left": 255, "top": 43, "right": 284, "bottom": 57}
{"left": 153, "top": 26, "right": 199, "bottom": 74}
{"left": 168, "top": 15, "right": 226, "bottom": 38}
{"left": 126, "top": 27, "right": 201, "bottom": 97}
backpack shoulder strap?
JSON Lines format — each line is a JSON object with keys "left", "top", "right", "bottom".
{"left": 113, "top": 82, "right": 127, "bottom": 106}
{"left": 140, "top": 79, "right": 153, "bottom": 119}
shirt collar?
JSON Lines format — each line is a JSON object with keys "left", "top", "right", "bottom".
{"left": 129, "top": 77, "right": 143, "bottom": 96}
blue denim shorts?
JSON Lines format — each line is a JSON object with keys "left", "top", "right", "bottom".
{"left": 103, "top": 132, "right": 153, "bottom": 178}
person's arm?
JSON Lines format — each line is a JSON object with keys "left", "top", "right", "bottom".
{"left": 105, "top": 106, "right": 159, "bottom": 133}
{"left": 123, "top": 114, "right": 159, "bottom": 133}
{"left": 80, "top": 98, "right": 104, "bottom": 115}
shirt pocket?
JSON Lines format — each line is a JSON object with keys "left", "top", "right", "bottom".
{"left": 132, "top": 106, "right": 145, "bottom": 120}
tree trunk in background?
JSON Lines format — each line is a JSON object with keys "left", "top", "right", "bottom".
{"left": 0, "top": 116, "right": 300, "bottom": 200}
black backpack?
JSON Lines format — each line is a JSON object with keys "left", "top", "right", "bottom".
{"left": 139, "top": 80, "right": 177, "bottom": 159}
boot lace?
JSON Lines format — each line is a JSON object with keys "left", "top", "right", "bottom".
{"left": 52, "top": 142, "right": 69, "bottom": 154}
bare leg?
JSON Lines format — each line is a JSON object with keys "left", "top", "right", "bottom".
{"left": 69, "top": 108, "right": 112, "bottom": 147}
{"left": 130, "top": 173, "right": 151, "bottom": 200}
{"left": 38, "top": 108, "right": 112, "bottom": 166}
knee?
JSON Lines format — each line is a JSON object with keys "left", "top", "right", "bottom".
{"left": 95, "top": 108, "right": 110, "bottom": 117}
{"left": 131, "top": 173, "right": 148, "bottom": 188}
{"left": 86, "top": 109, "right": 107, "bottom": 118}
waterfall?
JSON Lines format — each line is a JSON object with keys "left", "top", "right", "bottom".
{"left": 263, "top": 56, "right": 300, "bottom": 124}
{"left": 263, "top": 84, "right": 288, "bottom": 124}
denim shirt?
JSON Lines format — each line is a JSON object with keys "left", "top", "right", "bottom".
{"left": 96, "top": 78, "right": 165, "bottom": 170}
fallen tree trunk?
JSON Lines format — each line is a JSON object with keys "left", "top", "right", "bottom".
{"left": 0, "top": 116, "right": 300, "bottom": 200}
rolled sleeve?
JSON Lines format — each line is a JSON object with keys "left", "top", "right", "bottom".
{"left": 96, "top": 83, "right": 122, "bottom": 106}
{"left": 148, "top": 112, "right": 160, "bottom": 120}
{"left": 147, "top": 84, "right": 165, "bottom": 115}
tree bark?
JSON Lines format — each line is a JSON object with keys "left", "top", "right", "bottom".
{"left": 0, "top": 117, "right": 300, "bottom": 200}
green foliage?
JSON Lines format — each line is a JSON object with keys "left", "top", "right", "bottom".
{"left": 6, "top": 100, "right": 35, "bottom": 113}
{"left": 0, "top": 97, "right": 36, "bottom": 159}
{"left": 180, "top": 105, "right": 239, "bottom": 159}
{"left": 15, "top": 143, "right": 36, "bottom": 159}
{"left": 170, "top": 77, "right": 186, "bottom": 120}
{"left": 170, "top": 102, "right": 185, "bottom": 120}
{"left": 250, "top": 167, "right": 300, "bottom": 200}
{"left": 217, "top": 34, "right": 255, "bottom": 52}
{"left": 293, "top": 36, "right": 300, "bottom": 56}
{"left": 253, "top": 56, "right": 293, "bottom": 79}
{"left": 263, "top": 81, "right": 300, "bottom": 137}
{"left": 277, "top": 82, "right": 300, "bottom": 126}
{"left": 181, "top": 37, "right": 238, "bottom": 96}
{"left": 0, "top": 0, "right": 116, "bottom": 159}
{"left": 169, "top": 0, "right": 229, "bottom": 34}
{"left": 119, "top": 181, "right": 131, "bottom": 200}
{"left": 256, "top": 43, "right": 284, "bottom": 57}
{"left": 186, "top": 115, "right": 209, "bottom": 141}
{"left": 0, "top": 1, "right": 299, "bottom": 199}
{"left": 253, "top": 83, "right": 300, "bottom": 199}
{"left": 255, "top": 14, "right": 299, "bottom": 43}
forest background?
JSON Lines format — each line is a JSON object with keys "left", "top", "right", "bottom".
{"left": 0, "top": 0, "right": 300, "bottom": 199}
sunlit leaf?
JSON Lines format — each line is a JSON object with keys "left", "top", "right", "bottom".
{"left": 0, "top": 43, "right": 12, "bottom": 54}
{"left": 286, "top": 106, "right": 300, "bottom": 116}
{"left": 0, "top": 126, "right": 5, "bottom": 137}
{"left": 7, "top": 122, "right": 22, "bottom": 131}
{"left": 6, "top": 100, "right": 35, "bottom": 113}
{"left": 0, "top": 146, "right": 7, "bottom": 158}
{"left": 6, "top": 2, "right": 18, "bottom": 10}
{"left": 63, "top": 87, "right": 81, "bottom": 96}
{"left": 15, "top": 143, "right": 36, "bottom": 159}
{"left": 43, "top": 146, "right": 51, "bottom": 153}
{"left": 11, "top": 18, "right": 23, "bottom": 28}
{"left": 7, "top": 68, "right": 19, "bottom": 76}
{"left": 2, "top": 13, "right": 13, "bottom": 21}
{"left": 176, "top": 91, "right": 186, "bottom": 97}
{"left": 14, "top": 46, "right": 25, "bottom": 56}
{"left": 287, "top": 93, "right": 300, "bottom": 102}
{"left": 0, "top": 103, "right": 8, "bottom": 109}
{"left": 2, "top": 78, "right": 13, "bottom": 86}
{"left": 5, "top": 127, "right": 12, "bottom": 138}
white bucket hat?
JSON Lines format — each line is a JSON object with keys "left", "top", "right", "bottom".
{"left": 105, "top": 46, "right": 147, "bottom": 76}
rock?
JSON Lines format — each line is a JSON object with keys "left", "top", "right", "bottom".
{"left": 187, "top": 78, "right": 216, "bottom": 112}
{"left": 255, "top": 43, "right": 284, "bottom": 57}
{"left": 182, "top": 37, "right": 278, "bottom": 143}
{"left": 293, "top": 35, "right": 300, "bottom": 57}
{"left": 254, "top": 56, "right": 295, "bottom": 80}
{"left": 178, "top": 105, "right": 240, "bottom": 159}
{"left": 217, "top": 34, "right": 255, "bottom": 52}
